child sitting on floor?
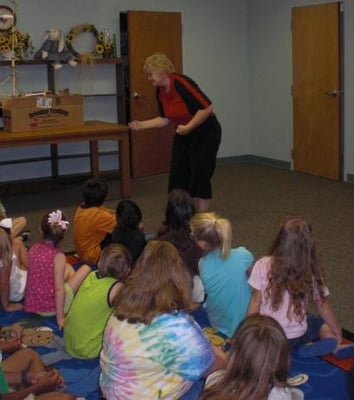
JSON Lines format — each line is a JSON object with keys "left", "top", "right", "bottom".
{"left": 0, "top": 198, "right": 28, "bottom": 239}
{"left": 0, "top": 218, "right": 28, "bottom": 304}
{"left": 190, "top": 212, "right": 254, "bottom": 338}
{"left": 109, "top": 200, "right": 146, "bottom": 266}
{"left": 24, "top": 210, "right": 91, "bottom": 329}
{"left": 73, "top": 177, "right": 116, "bottom": 266}
{"left": 99, "top": 240, "right": 227, "bottom": 400}
{"left": 247, "top": 216, "right": 354, "bottom": 359}
{"left": 158, "top": 189, "right": 204, "bottom": 303}
{"left": 0, "top": 228, "right": 23, "bottom": 312}
{"left": 201, "top": 315, "right": 304, "bottom": 400}
{"left": 64, "top": 243, "right": 132, "bottom": 359}
{"left": 1, "top": 343, "right": 74, "bottom": 400}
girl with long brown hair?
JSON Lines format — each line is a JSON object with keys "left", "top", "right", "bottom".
{"left": 99, "top": 240, "right": 226, "bottom": 400}
{"left": 247, "top": 216, "right": 354, "bottom": 358}
{"left": 201, "top": 315, "right": 304, "bottom": 400}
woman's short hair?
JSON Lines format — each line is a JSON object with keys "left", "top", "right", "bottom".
{"left": 114, "top": 240, "right": 192, "bottom": 324}
{"left": 143, "top": 53, "right": 175, "bottom": 74}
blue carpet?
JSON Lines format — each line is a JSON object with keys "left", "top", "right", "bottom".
{"left": 192, "top": 308, "right": 351, "bottom": 400}
{"left": 0, "top": 308, "right": 351, "bottom": 400}
{"left": 0, "top": 310, "right": 100, "bottom": 400}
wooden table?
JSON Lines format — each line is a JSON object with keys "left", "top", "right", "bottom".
{"left": 0, "top": 120, "right": 131, "bottom": 198}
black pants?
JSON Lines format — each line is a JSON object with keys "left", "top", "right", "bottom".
{"left": 168, "top": 120, "right": 221, "bottom": 199}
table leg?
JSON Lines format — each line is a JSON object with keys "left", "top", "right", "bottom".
{"left": 119, "top": 134, "right": 131, "bottom": 198}
{"left": 90, "top": 140, "right": 99, "bottom": 177}
{"left": 50, "top": 144, "right": 59, "bottom": 178}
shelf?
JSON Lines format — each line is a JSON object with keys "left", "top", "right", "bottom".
{"left": 83, "top": 93, "right": 120, "bottom": 97}
{"left": 0, "top": 59, "right": 46, "bottom": 66}
{"left": 0, "top": 57, "right": 127, "bottom": 185}
{"left": 0, "top": 57, "right": 123, "bottom": 66}
{"left": 0, "top": 149, "right": 119, "bottom": 166}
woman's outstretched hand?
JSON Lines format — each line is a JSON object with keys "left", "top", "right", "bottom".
{"left": 128, "top": 121, "right": 143, "bottom": 130}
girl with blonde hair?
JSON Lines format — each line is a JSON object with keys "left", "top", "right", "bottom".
{"left": 129, "top": 52, "right": 222, "bottom": 212}
{"left": 0, "top": 218, "right": 28, "bottom": 305}
{"left": 190, "top": 212, "right": 254, "bottom": 338}
{"left": 99, "top": 240, "right": 226, "bottom": 399}
{"left": 0, "top": 228, "right": 23, "bottom": 312}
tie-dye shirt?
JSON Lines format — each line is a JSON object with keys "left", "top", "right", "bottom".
{"left": 100, "top": 311, "right": 215, "bottom": 399}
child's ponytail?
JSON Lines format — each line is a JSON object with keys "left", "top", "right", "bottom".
{"left": 215, "top": 217, "right": 232, "bottom": 259}
{"left": 40, "top": 210, "right": 69, "bottom": 245}
{"left": 191, "top": 212, "right": 232, "bottom": 259}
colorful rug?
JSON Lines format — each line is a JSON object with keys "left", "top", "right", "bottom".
{"left": 0, "top": 310, "right": 100, "bottom": 400}
{"left": 321, "top": 338, "right": 354, "bottom": 372}
{"left": 193, "top": 308, "right": 352, "bottom": 400}
{"left": 1, "top": 308, "right": 352, "bottom": 400}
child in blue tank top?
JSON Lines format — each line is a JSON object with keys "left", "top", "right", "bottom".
{"left": 190, "top": 212, "right": 254, "bottom": 338}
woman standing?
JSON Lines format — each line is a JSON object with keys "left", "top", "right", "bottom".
{"left": 129, "top": 53, "right": 221, "bottom": 212}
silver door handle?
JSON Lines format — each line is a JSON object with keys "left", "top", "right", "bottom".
{"left": 324, "top": 89, "right": 339, "bottom": 96}
{"left": 132, "top": 91, "right": 142, "bottom": 99}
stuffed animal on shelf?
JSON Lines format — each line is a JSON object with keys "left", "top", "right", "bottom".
{"left": 34, "top": 27, "right": 77, "bottom": 69}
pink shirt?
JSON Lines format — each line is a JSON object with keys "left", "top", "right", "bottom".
{"left": 24, "top": 240, "right": 61, "bottom": 313}
{"left": 248, "top": 256, "right": 329, "bottom": 339}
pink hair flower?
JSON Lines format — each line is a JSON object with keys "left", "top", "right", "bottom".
{"left": 48, "top": 210, "right": 69, "bottom": 230}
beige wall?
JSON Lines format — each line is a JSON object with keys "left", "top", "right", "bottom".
{"left": 248, "top": 0, "right": 354, "bottom": 179}
{"left": 1, "top": 0, "right": 354, "bottom": 181}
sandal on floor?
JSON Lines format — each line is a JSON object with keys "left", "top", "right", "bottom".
{"left": 333, "top": 343, "right": 354, "bottom": 359}
{"left": 287, "top": 373, "right": 309, "bottom": 386}
{"left": 297, "top": 338, "right": 337, "bottom": 358}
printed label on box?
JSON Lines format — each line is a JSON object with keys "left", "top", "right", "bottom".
{"left": 36, "top": 96, "right": 53, "bottom": 109}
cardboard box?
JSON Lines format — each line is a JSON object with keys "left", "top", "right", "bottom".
{"left": 1, "top": 94, "right": 84, "bottom": 132}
